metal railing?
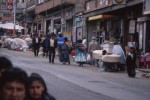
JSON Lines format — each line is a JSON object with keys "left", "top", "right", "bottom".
{"left": 26, "top": 0, "right": 36, "bottom": 8}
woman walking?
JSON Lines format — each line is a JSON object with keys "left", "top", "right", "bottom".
{"left": 61, "top": 37, "right": 70, "bottom": 64}
{"left": 75, "top": 39, "right": 86, "bottom": 66}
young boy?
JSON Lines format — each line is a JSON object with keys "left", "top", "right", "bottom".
{"left": 0, "top": 67, "right": 28, "bottom": 100}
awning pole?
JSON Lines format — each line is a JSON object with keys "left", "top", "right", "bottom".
{"left": 13, "top": 0, "right": 16, "bottom": 36}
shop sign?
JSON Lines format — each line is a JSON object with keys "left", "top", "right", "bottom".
{"left": 137, "top": 16, "right": 150, "bottom": 22}
{"left": 143, "top": 0, "right": 150, "bottom": 15}
{"left": 129, "top": 20, "right": 136, "bottom": 34}
{"left": 25, "top": 14, "right": 32, "bottom": 23}
{"left": 7, "top": 0, "right": 13, "bottom": 10}
{"left": 113, "top": 0, "right": 126, "bottom": 4}
{"left": 0, "top": 5, "right": 7, "bottom": 10}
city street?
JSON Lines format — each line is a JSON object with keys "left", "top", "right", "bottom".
{"left": 0, "top": 48, "right": 150, "bottom": 100}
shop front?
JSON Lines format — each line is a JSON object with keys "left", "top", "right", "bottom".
{"left": 86, "top": 14, "right": 120, "bottom": 45}
{"left": 137, "top": 16, "right": 150, "bottom": 52}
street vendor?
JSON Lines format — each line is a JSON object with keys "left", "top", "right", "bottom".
{"left": 112, "top": 40, "right": 126, "bottom": 71}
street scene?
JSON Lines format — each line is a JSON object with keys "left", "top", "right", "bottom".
{"left": 0, "top": 0, "right": 150, "bottom": 100}
{"left": 0, "top": 48, "right": 150, "bottom": 100}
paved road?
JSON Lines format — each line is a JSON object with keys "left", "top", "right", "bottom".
{"left": 0, "top": 48, "right": 150, "bottom": 100}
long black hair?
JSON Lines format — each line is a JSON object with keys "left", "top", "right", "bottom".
{"left": 27, "top": 73, "right": 55, "bottom": 100}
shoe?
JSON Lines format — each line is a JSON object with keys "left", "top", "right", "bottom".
{"left": 68, "top": 62, "right": 70, "bottom": 65}
{"left": 63, "top": 62, "right": 66, "bottom": 64}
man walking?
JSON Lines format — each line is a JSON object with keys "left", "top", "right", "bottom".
{"left": 48, "top": 34, "right": 57, "bottom": 63}
{"left": 57, "top": 32, "right": 64, "bottom": 61}
{"left": 32, "top": 34, "right": 41, "bottom": 57}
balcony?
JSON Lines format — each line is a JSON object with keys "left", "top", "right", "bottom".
{"left": 35, "top": 0, "right": 75, "bottom": 14}
{"left": 24, "top": 0, "right": 36, "bottom": 12}
{"left": 26, "top": 0, "right": 36, "bottom": 8}
{"left": 17, "top": 2, "right": 26, "bottom": 13}
{"left": 85, "top": 0, "right": 112, "bottom": 12}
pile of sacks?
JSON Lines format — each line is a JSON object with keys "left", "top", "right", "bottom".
{"left": 1, "top": 35, "right": 32, "bottom": 52}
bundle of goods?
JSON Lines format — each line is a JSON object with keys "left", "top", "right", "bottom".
{"left": 102, "top": 54, "right": 121, "bottom": 63}
{"left": 102, "top": 54, "right": 121, "bottom": 72}
{"left": 92, "top": 50, "right": 103, "bottom": 60}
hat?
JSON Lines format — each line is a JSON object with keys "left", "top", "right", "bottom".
{"left": 92, "top": 37, "right": 96, "bottom": 40}
{"left": 58, "top": 32, "right": 62, "bottom": 35}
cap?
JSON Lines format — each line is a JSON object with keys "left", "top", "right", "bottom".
{"left": 58, "top": 32, "right": 62, "bottom": 35}
{"left": 92, "top": 37, "right": 96, "bottom": 40}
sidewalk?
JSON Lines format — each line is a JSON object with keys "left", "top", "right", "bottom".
{"left": 136, "top": 68, "right": 150, "bottom": 78}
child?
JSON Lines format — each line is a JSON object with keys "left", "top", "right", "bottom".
{"left": 27, "top": 73, "right": 56, "bottom": 100}
{"left": 139, "top": 49, "right": 145, "bottom": 68}
{"left": 144, "top": 49, "right": 150, "bottom": 69}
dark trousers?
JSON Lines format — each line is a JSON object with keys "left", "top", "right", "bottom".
{"left": 127, "top": 67, "right": 136, "bottom": 77}
{"left": 43, "top": 47, "right": 48, "bottom": 57}
{"left": 33, "top": 45, "right": 39, "bottom": 57}
{"left": 49, "top": 48, "right": 55, "bottom": 63}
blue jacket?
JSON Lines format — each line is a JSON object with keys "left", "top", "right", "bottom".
{"left": 57, "top": 36, "right": 64, "bottom": 47}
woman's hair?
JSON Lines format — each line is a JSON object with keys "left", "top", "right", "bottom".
{"left": 64, "top": 37, "right": 68, "bottom": 42}
{"left": 0, "top": 56, "right": 12, "bottom": 70}
{"left": 27, "top": 73, "right": 55, "bottom": 100}
{"left": 27, "top": 73, "right": 47, "bottom": 93}
{"left": 78, "top": 39, "right": 82, "bottom": 43}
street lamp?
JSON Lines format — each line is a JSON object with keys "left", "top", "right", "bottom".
{"left": 13, "top": 0, "right": 16, "bottom": 36}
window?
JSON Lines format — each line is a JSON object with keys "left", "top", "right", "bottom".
{"left": 38, "top": 0, "right": 44, "bottom": 4}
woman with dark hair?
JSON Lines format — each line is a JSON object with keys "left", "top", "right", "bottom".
{"left": 27, "top": 73, "right": 55, "bottom": 100}
{"left": 75, "top": 39, "right": 86, "bottom": 66}
{"left": 60, "top": 37, "right": 70, "bottom": 64}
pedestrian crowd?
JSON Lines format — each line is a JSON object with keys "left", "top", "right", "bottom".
{"left": 31, "top": 32, "right": 88, "bottom": 66}
{"left": 31, "top": 31, "right": 143, "bottom": 77}
{"left": 0, "top": 56, "right": 56, "bottom": 100}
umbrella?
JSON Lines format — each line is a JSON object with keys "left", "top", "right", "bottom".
{"left": 0, "top": 23, "right": 24, "bottom": 30}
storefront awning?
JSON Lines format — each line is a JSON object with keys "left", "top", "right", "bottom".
{"left": 88, "top": 14, "right": 114, "bottom": 21}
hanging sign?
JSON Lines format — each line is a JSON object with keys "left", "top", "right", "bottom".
{"left": 113, "top": 0, "right": 126, "bottom": 4}
{"left": 7, "top": 0, "right": 13, "bottom": 10}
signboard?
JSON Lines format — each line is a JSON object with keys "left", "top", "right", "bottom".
{"left": 25, "top": 14, "right": 32, "bottom": 23}
{"left": 129, "top": 20, "right": 136, "bottom": 34}
{"left": 113, "top": 0, "right": 126, "bottom": 4}
{"left": 73, "top": 27, "right": 76, "bottom": 43}
{"left": 144, "top": 0, "right": 150, "bottom": 15}
{"left": 7, "top": 0, "right": 13, "bottom": 10}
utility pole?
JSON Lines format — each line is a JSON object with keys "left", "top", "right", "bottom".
{"left": 13, "top": 0, "right": 16, "bottom": 36}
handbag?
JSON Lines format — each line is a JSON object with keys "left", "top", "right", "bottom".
{"left": 86, "top": 53, "right": 91, "bottom": 62}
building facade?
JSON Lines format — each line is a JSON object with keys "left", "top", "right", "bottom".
{"left": 23, "top": 0, "right": 150, "bottom": 52}
{"left": 83, "top": 0, "right": 150, "bottom": 52}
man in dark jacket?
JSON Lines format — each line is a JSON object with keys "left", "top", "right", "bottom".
{"left": 42, "top": 35, "right": 50, "bottom": 57}
{"left": 32, "top": 34, "right": 41, "bottom": 57}
{"left": 48, "top": 34, "right": 57, "bottom": 63}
